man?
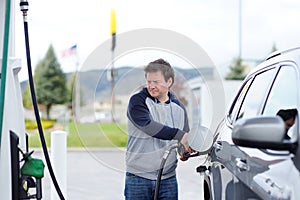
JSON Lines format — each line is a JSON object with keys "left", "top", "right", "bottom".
{"left": 124, "top": 58, "right": 191, "bottom": 200}
{"left": 276, "top": 108, "right": 298, "bottom": 139}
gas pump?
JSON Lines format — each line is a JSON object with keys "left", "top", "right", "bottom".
{"left": 10, "top": 130, "right": 44, "bottom": 200}
{"left": 0, "top": 0, "right": 64, "bottom": 199}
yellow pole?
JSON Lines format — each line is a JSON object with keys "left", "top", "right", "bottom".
{"left": 110, "top": 8, "right": 116, "bottom": 37}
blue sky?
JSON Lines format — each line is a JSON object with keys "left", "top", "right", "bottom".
{"left": 13, "top": 0, "right": 300, "bottom": 81}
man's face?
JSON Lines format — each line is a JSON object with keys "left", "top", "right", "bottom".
{"left": 146, "top": 71, "right": 172, "bottom": 101}
{"left": 285, "top": 117, "right": 295, "bottom": 132}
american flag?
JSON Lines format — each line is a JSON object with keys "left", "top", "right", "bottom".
{"left": 61, "top": 44, "right": 77, "bottom": 57}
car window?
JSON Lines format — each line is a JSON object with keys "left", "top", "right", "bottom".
{"left": 236, "top": 68, "right": 277, "bottom": 120}
{"left": 228, "top": 78, "right": 253, "bottom": 122}
{"left": 263, "top": 65, "right": 299, "bottom": 140}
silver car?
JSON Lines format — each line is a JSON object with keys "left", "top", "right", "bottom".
{"left": 198, "top": 47, "right": 300, "bottom": 200}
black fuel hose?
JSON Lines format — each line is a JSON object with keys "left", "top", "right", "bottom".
{"left": 20, "top": 1, "right": 65, "bottom": 199}
{"left": 153, "top": 143, "right": 200, "bottom": 200}
{"left": 153, "top": 143, "right": 178, "bottom": 200}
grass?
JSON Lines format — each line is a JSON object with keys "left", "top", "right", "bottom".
{"left": 27, "top": 121, "right": 128, "bottom": 148}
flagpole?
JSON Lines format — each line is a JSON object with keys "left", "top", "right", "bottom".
{"left": 75, "top": 56, "right": 80, "bottom": 122}
{"left": 110, "top": 8, "right": 116, "bottom": 123}
{"left": 61, "top": 44, "right": 79, "bottom": 122}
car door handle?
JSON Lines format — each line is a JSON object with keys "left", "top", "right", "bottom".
{"left": 235, "top": 158, "right": 249, "bottom": 171}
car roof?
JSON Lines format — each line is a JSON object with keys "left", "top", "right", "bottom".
{"left": 266, "top": 46, "right": 300, "bottom": 60}
{"left": 246, "top": 46, "right": 300, "bottom": 78}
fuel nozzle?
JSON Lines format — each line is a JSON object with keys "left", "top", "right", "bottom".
{"left": 178, "top": 143, "right": 200, "bottom": 161}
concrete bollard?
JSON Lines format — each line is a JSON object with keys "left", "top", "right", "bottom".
{"left": 51, "top": 130, "right": 67, "bottom": 200}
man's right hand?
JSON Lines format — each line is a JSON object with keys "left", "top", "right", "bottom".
{"left": 180, "top": 133, "right": 190, "bottom": 151}
{"left": 179, "top": 133, "right": 194, "bottom": 161}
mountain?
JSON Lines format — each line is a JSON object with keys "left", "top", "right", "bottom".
{"left": 20, "top": 66, "right": 210, "bottom": 102}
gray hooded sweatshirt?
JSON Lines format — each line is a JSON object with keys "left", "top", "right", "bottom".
{"left": 126, "top": 87, "right": 189, "bottom": 180}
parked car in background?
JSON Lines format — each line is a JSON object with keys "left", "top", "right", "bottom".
{"left": 198, "top": 47, "right": 300, "bottom": 200}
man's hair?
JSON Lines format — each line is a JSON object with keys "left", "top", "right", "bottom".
{"left": 276, "top": 108, "right": 298, "bottom": 121}
{"left": 144, "top": 58, "right": 175, "bottom": 87}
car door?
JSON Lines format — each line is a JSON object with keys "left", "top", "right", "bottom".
{"left": 215, "top": 62, "right": 300, "bottom": 200}
{"left": 247, "top": 63, "right": 300, "bottom": 199}
{"left": 211, "top": 65, "right": 279, "bottom": 200}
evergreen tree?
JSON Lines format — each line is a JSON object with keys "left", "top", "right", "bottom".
{"left": 34, "top": 44, "right": 67, "bottom": 119}
{"left": 225, "top": 57, "right": 247, "bottom": 80}
{"left": 271, "top": 43, "right": 278, "bottom": 53}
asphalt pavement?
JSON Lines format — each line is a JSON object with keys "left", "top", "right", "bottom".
{"left": 34, "top": 148, "right": 205, "bottom": 200}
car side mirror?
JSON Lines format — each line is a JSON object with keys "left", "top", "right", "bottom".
{"left": 232, "top": 116, "right": 295, "bottom": 151}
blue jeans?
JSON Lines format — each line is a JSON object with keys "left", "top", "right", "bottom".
{"left": 124, "top": 172, "right": 178, "bottom": 200}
